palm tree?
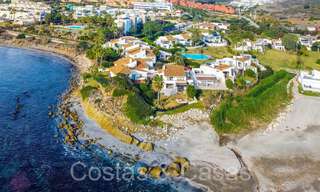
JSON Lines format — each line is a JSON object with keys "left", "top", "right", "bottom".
{"left": 152, "top": 75, "right": 163, "bottom": 103}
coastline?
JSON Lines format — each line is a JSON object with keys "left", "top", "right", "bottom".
{"left": 0, "top": 39, "right": 258, "bottom": 191}
{"left": 0, "top": 39, "right": 93, "bottom": 73}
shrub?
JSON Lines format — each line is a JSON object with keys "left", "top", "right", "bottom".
{"left": 16, "top": 33, "right": 26, "bottom": 39}
{"left": 236, "top": 77, "right": 246, "bottom": 89}
{"left": 244, "top": 69, "right": 256, "bottom": 78}
{"left": 139, "top": 83, "right": 156, "bottom": 103}
{"left": 125, "top": 93, "right": 154, "bottom": 123}
{"left": 82, "top": 72, "right": 92, "bottom": 82}
{"left": 185, "top": 59, "right": 200, "bottom": 68}
{"left": 316, "top": 59, "right": 320, "bottom": 65}
{"left": 93, "top": 74, "right": 109, "bottom": 87}
{"left": 258, "top": 66, "right": 273, "bottom": 80}
{"left": 112, "top": 75, "right": 132, "bottom": 90}
{"left": 112, "top": 88, "right": 128, "bottom": 97}
{"left": 211, "top": 71, "right": 293, "bottom": 133}
{"left": 226, "top": 79, "right": 234, "bottom": 89}
{"left": 80, "top": 86, "right": 97, "bottom": 100}
{"left": 186, "top": 85, "right": 197, "bottom": 98}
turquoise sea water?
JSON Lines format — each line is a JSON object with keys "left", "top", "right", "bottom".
{"left": 182, "top": 53, "right": 210, "bottom": 60}
{"left": 0, "top": 47, "right": 200, "bottom": 192}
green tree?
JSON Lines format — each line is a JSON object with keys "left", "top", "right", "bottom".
{"left": 282, "top": 34, "right": 298, "bottom": 51}
{"left": 77, "top": 41, "right": 90, "bottom": 53}
{"left": 244, "top": 69, "right": 256, "bottom": 78}
{"left": 226, "top": 79, "right": 234, "bottom": 89}
{"left": 186, "top": 85, "right": 197, "bottom": 99}
{"left": 236, "top": 76, "right": 246, "bottom": 89}
{"left": 152, "top": 75, "right": 163, "bottom": 103}
{"left": 311, "top": 42, "right": 320, "bottom": 52}
{"left": 316, "top": 59, "right": 320, "bottom": 65}
{"left": 190, "top": 28, "right": 202, "bottom": 46}
{"left": 142, "top": 21, "right": 163, "bottom": 40}
{"left": 16, "top": 33, "right": 26, "bottom": 39}
{"left": 171, "top": 52, "right": 185, "bottom": 66}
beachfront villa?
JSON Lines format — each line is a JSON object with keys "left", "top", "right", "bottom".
{"left": 211, "top": 54, "right": 260, "bottom": 81}
{"left": 190, "top": 65, "right": 227, "bottom": 90}
{"left": 299, "top": 70, "right": 320, "bottom": 93}
{"left": 161, "top": 64, "right": 188, "bottom": 96}
{"left": 105, "top": 36, "right": 158, "bottom": 82}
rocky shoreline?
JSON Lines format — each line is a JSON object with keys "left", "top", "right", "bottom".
{"left": 0, "top": 39, "right": 195, "bottom": 181}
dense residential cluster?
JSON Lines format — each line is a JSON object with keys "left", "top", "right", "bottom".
{"left": 0, "top": 0, "right": 50, "bottom": 25}
{"left": 235, "top": 38, "right": 286, "bottom": 52}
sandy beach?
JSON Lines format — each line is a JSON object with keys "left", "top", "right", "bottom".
{"left": 234, "top": 80, "right": 320, "bottom": 191}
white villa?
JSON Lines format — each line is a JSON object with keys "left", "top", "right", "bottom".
{"left": 160, "top": 64, "right": 188, "bottom": 96}
{"left": 155, "top": 33, "right": 193, "bottom": 49}
{"left": 202, "top": 32, "right": 228, "bottom": 47}
{"left": 190, "top": 65, "right": 227, "bottom": 90}
{"left": 0, "top": 0, "right": 50, "bottom": 25}
{"left": 272, "top": 39, "right": 286, "bottom": 51}
{"left": 235, "top": 39, "right": 264, "bottom": 53}
{"left": 193, "top": 22, "right": 229, "bottom": 31}
{"left": 299, "top": 35, "right": 319, "bottom": 51}
{"left": 211, "top": 54, "right": 260, "bottom": 81}
{"left": 105, "top": 36, "right": 158, "bottom": 83}
{"left": 236, "top": 38, "right": 286, "bottom": 52}
{"left": 299, "top": 70, "right": 320, "bottom": 93}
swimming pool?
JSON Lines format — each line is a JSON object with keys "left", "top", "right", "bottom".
{"left": 64, "top": 25, "right": 85, "bottom": 30}
{"left": 182, "top": 53, "right": 210, "bottom": 60}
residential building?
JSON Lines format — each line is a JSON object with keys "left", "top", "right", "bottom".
{"left": 0, "top": 0, "right": 50, "bottom": 25}
{"left": 170, "top": 0, "right": 236, "bottom": 14}
{"left": 299, "top": 35, "right": 319, "bottom": 51}
{"left": 190, "top": 65, "right": 227, "bottom": 90}
{"left": 133, "top": 1, "right": 173, "bottom": 11}
{"left": 235, "top": 39, "right": 264, "bottom": 53}
{"left": 155, "top": 32, "right": 193, "bottom": 49}
{"left": 299, "top": 70, "right": 320, "bottom": 93}
{"left": 272, "top": 39, "right": 286, "bottom": 51}
{"left": 211, "top": 54, "right": 260, "bottom": 81}
{"left": 202, "top": 32, "right": 228, "bottom": 47}
{"left": 161, "top": 64, "right": 187, "bottom": 96}
{"left": 105, "top": 36, "right": 157, "bottom": 82}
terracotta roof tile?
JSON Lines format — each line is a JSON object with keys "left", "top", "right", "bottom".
{"left": 164, "top": 64, "right": 185, "bottom": 77}
{"left": 114, "top": 57, "right": 132, "bottom": 66}
{"left": 110, "top": 65, "right": 131, "bottom": 75}
{"left": 215, "top": 64, "right": 231, "bottom": 71}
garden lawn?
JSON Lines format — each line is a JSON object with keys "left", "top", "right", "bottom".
{"left": 257, "top": 50, "right": 320, "bottom": 71}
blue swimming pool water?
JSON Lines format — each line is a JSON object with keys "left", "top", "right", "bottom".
{"left": 182, "top": 53, "right": 210, "bottom": 60}
{"left": 0, "top": 47, "right": 201, "bottom": 191}
{"left": 64, "top": 25, "right": 84, "bottom": 30}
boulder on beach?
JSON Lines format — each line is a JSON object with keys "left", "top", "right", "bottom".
{"left": 148, "top": 166, "right": 163, "bottom": 179}
{"left": 165, "top": 162, "right": 181, "bottom": 177}
{"left": 130, "top": 137, "right": 140, "bottom": 145}
{"left": 138, "top": 167, "right": 148, "bottom": 176}
{"left": 174, "top": 156, "right": 190, "bottom": 174}
{"left": 137, "top": 142, "right": 154, "bottom": 152}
